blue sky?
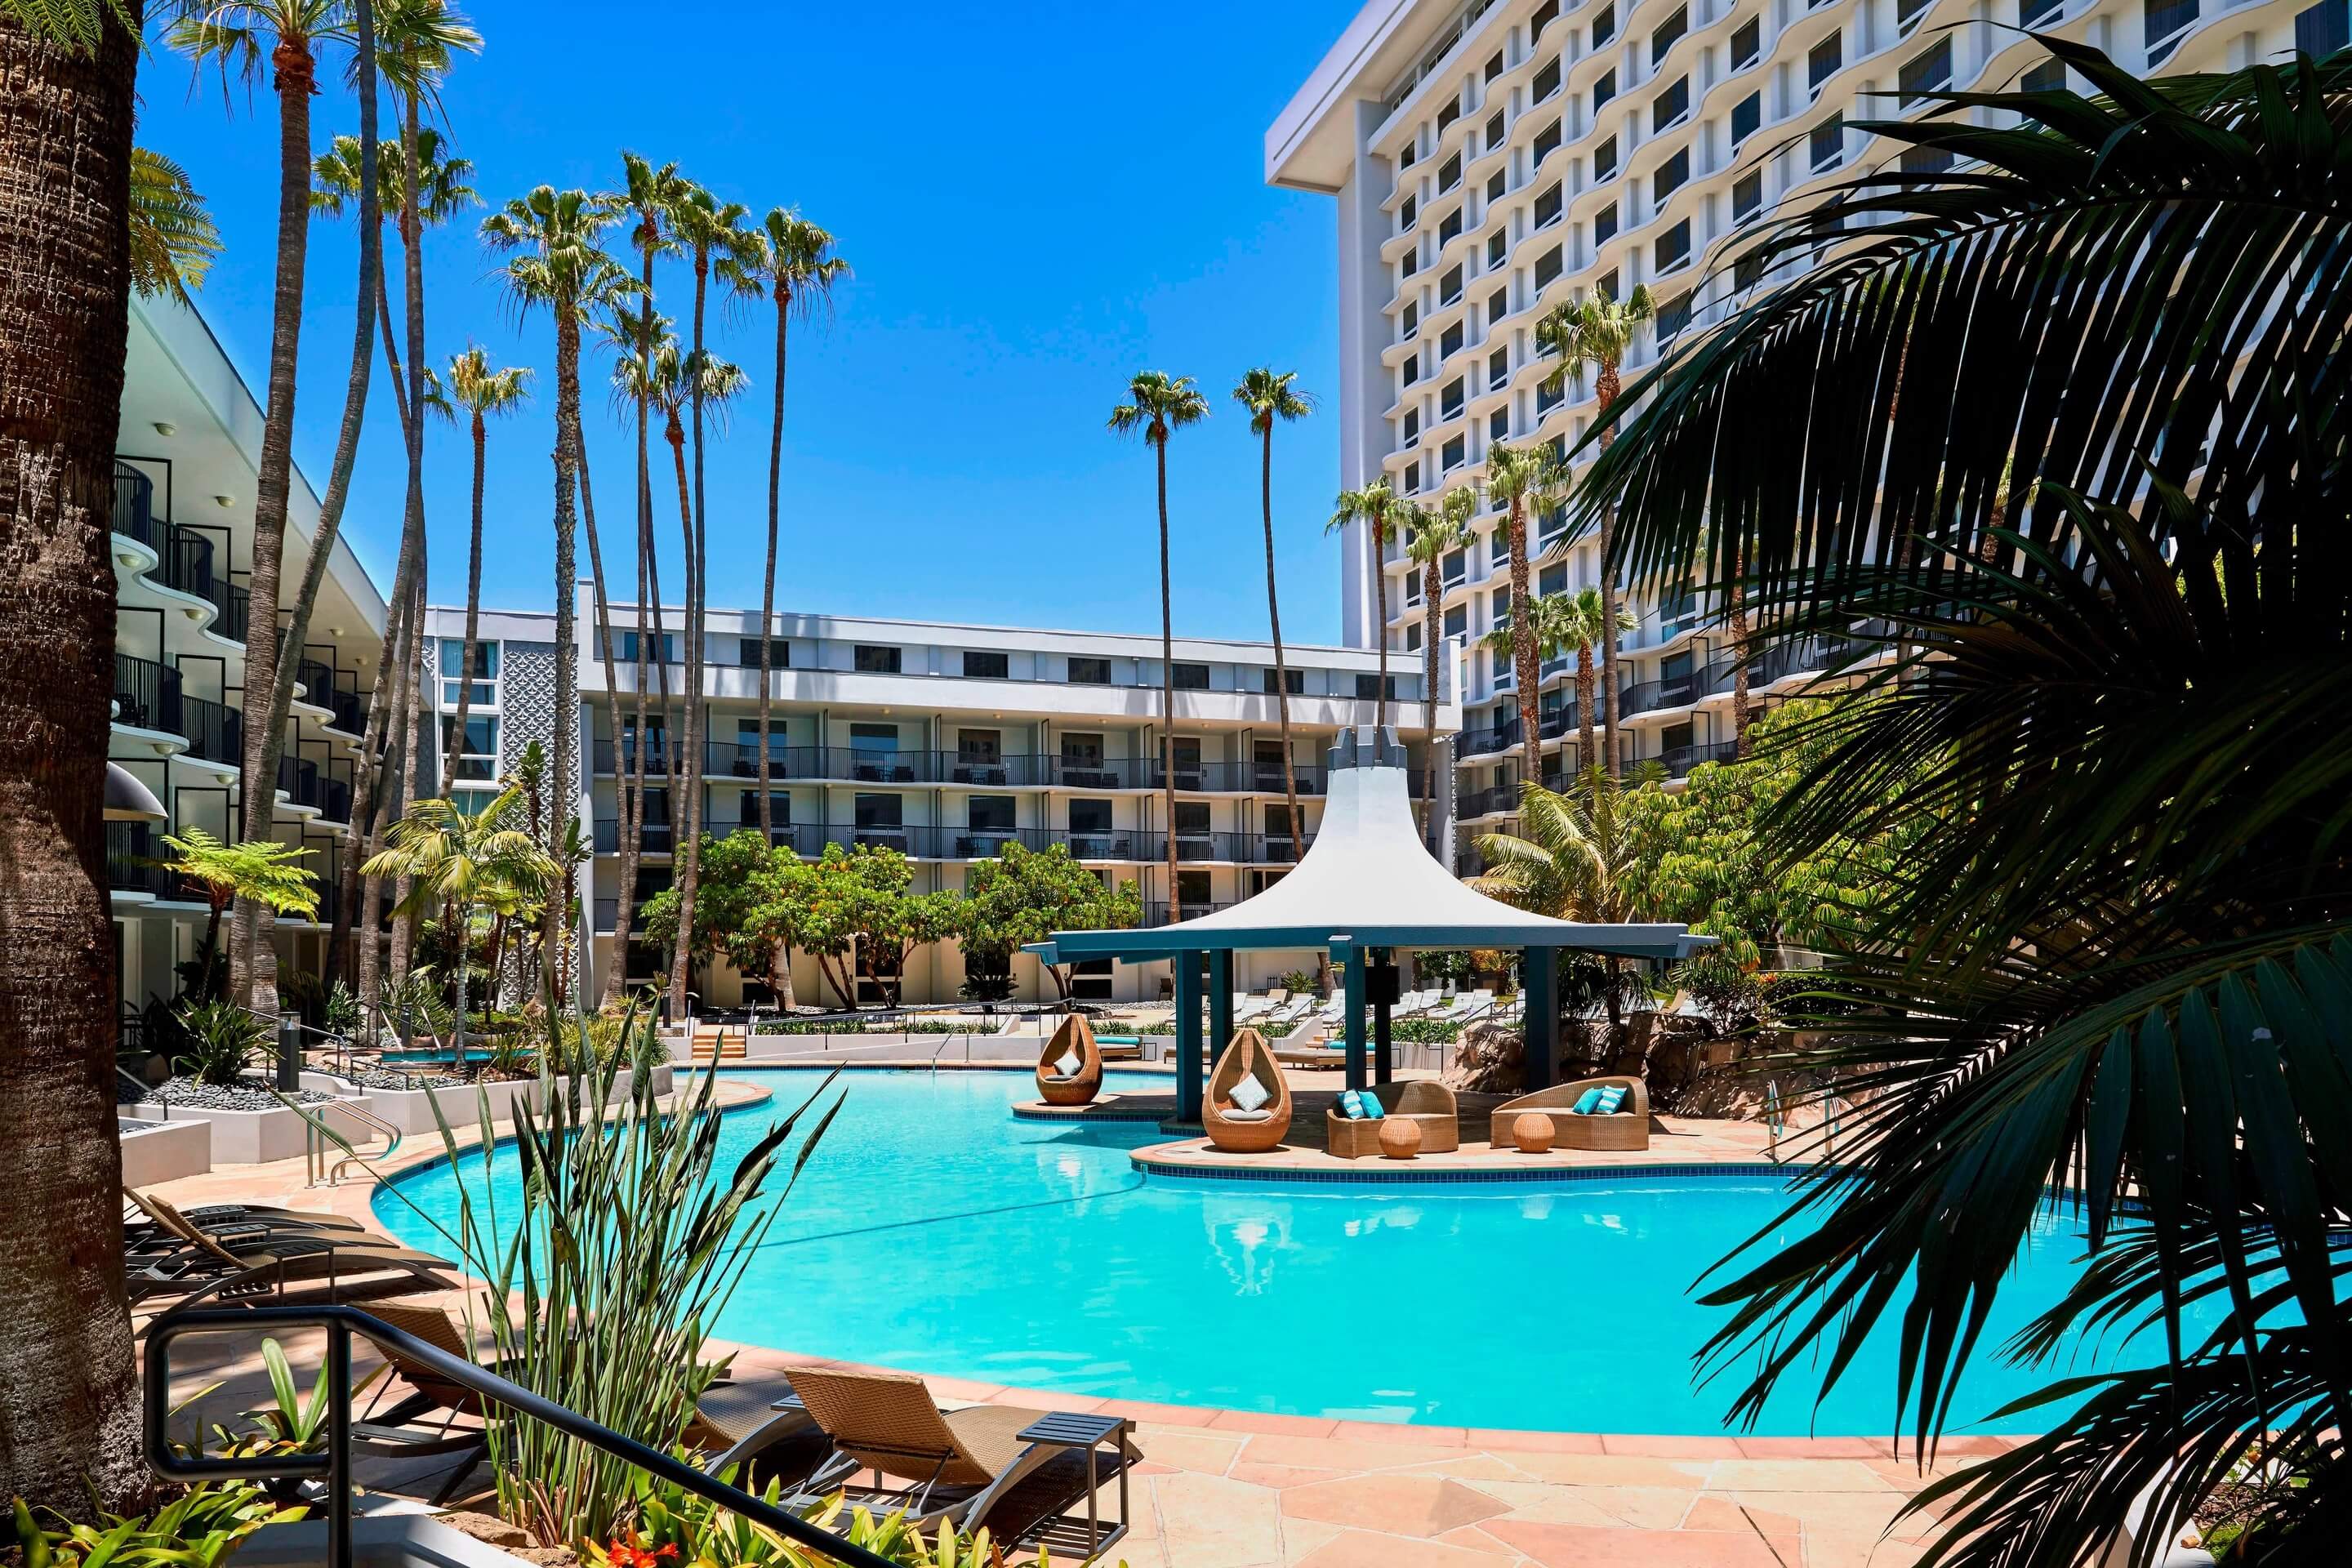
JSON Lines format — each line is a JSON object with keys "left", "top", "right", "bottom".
{"left": 133, "top": 0, "right": 1365, "bottom": 646}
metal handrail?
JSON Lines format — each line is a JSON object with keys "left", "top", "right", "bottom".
{"left": 145, "top": 1305, "right": 899, "bottom": 1568}
{"left": 306, "top": 1098, "right": 402, "bottom": 1187}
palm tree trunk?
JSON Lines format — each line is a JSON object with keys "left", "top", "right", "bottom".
{"left": 547, "top": 304, "right": 584, "bottom": 1009}
{"left": 390, "top": 574, "right": 427, "bottom": 996}
{"left": 670, "top": 255, "right": 714, "bottom": 1014}
{"left": 1372, "top": 535, "right": 1391, "bottom": 729}
{"left": 1595, "top": 367, "right": 1623, "bottom": 780}
{"left": 1260, "top": 425, "right": 1304, "bottom": 878}
{"left": 577, "top": 439, "right": 630, "bottom": 1009}
{"left": 664, "top": 415, "right": 701, "bottom": 1009}
{"left": 1730, "top": 561, "right": 1752, "bottom": 760}
{"left": 231, "top": 26, "right": 323, "bottom": 1012}
{"left": 1508, "top": 498, "right": 1541, "bottom": 795}
{"left": 757, "top": 293, "right": 787, "bottom": 843}
{"left": 375, "top": 270, "right": 407, "bottom": 434}
{"left": 450, "top": 409, "right": 486, "bottom": 791}
{"left": 604, "top": 267, "right": 658, "bottom": 1013}
{"left": 1575, "top": 645, "right": 1597, "bottom": 777}
{"left": 1422, "top": 559, "right": 1442, "bottom": 853}
{"left": 771, "top": 940, "right": 796, "bottom": 1010}
{"left": 1155, "top": 436, "right": 1178, "bottom": 920}
{"left": 0, "top": 4, "right": 144, "bottom": 1517}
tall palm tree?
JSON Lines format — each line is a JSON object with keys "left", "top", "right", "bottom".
{"left": 1108, "top": 372, "right": 1209, "bottom": 915}
{"left": 127, "top": 147, "right": 224, "bottom": 301}
{"left": 1232, "top": 368, "right": 1314, "bottom": 868}
{"left": 1481, "top": 440, "right": 1563, "bottom": 789}
{"left": 482, "top": 186, "right": 634, "bottom": 1008}
{"left": 1571, "top": 47, "right": 2352, "bottom": 1562}
{"left": 310, "top": 122, "right": 474, "bottom": 430}
{"left": 658, "top": 183, "right": 755, "bottom": 1013}
{"left": 1536, "top": 284, "right": 1653, "bottom": 777}
{"left": 720, "top": 208, "right": 849, "bottom": 843}
{"left": 442, "top": 345, "right": 530, "bottom": 791}
{"left": 1472, "top": 768, "right": 1646, "bottom": 1051}
{"left": 363, "top": 788, "right": 553, "bottom": 1037}
{"left": 1487, "top": 587, "right": 1633, "bottom": 781}
{"left": 1405, "top": 488, "right": 1472, "bottom": 850}
{"left": 0, "top": 2, "right": 154, "bottom": 1508}
{"left": 1327, "top": 482, "right": 1400, "bottom": 728}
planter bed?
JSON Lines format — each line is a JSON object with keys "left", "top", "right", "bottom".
{"left": 122, "top": 1094, "right": 372, "bottom": 1165}
{"left": 117, "top": 1115, "right": 212, "bottom": 1184}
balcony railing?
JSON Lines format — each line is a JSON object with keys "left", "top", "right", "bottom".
{"left": 105, "top": 822, "right": 172, "bottom": 898}
{"left": 276, "top": 754, "right": 323, "bottom": 813}
{"left": 114, "top": 652, "right": 182, "bottom": 736}
{"left": 1142, "top": 901, "right": 1236, "bottom": 928}
{"left": 590, "top": 820, "right": 1320, "bottom": 865}
{"left": 590, "top": 743, "right": 1405, "bottom": 796}
{"left": 1658, "top": 739, "right": 1741, "bottom": 777}
{"left": 179, "top": 693, "right": 240, "bottom": 764}
{"left": 112, "top": 462, "right": 158, "bottom": 548}
{"left": 157, "top": 522, "right": 216, "bottom": 604}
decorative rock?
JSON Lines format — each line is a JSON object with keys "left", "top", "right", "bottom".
{"left": 1378, "top": 1117, "right": 1423, "bottom": 1160}
{"left": 1512, "top": 1111, "right": 1557, "bottom": 1154}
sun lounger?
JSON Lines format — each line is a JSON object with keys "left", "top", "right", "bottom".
{"left": 785, "top": 1366, "right": 1138, "bottom": 1543}
{"left": 1092, "top": 1034, "right": 1143, "bottom": 1061}
{"left": 125, "top": 1192, "right": 456, "bottom": 1311}
{"left": 122, "top": 1190, "right": 366, "bottom": 1250}
{"left": 1268, "top": 994, "right": 1316, "bottom": 1026}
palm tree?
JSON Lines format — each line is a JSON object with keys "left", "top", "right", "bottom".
{"left": 1535, "top": 284, "right": 1653, "bottom": 777}
{"left": 1, "top": 6, "right": 156, "bottom": 1507}
{"left": 127, "top": 147, "right": 223, "bottom": 301}
{"left": 1326, "top": 483, "right": 1401, "bottom": 729}
{"left": 1481, "top": 440, "right": 1564, "bottom": 789}
{"left": 363, "top": 789, "right": 554, "bottom": 1037}
{"left": 442, "top": 345, "right": 530, "bottom": 791}
{"left": 1486, "top": 588, "right": 1633, "bottom": 781}
{"left": 1472, "top": 768, "right": 1646, "bottom": 1053}
{"left": 482, "top": 186, "right": 634, "bottom": 1008}
{"left": 1405, "top": 489, "right": 1472, "bottom": 851}
{"left": 1108, "top": 372, "right": 1210, "bottom": 913}
{"left": 160, "top": 828, "right": 320, "bottom": 999}
{"left": 719, "top": 209, "right": 849, "bottom": 844}
{"left": 1569, "top": 48, "right": 2352, "bottom": 1562}
{"left": 310, "top": 123, "right": 475, "bottom": 430}
{"left": 1232, "top": 368, "right": 1314, "bottom": 867}
{"left": 658, "top": 183, "right": 755, "bottom": 1014}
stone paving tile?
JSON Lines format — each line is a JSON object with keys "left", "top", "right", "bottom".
{"left": 1289, "top": 1527, "right": 1528, "bottom": 1567}
{"left": 1227, "top": 1463, "right": 1351, "bottom": 1491}
{"left": 1276, "top": 1474, "right": 1509, "bottom": 1537}
{"left": 1149, "top": 1472, "right": 1289, "bottom": 1567}
{"left": 1481, "top": 1517, "right": 1797, "bottom": 1567}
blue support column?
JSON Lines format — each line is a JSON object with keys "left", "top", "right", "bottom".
{"left": 1371, "top": 950, "right": 1394, "bottom": 1086}
{"left": 1174, "top": 951, "right": 1205, "bottom": 1123}
{"left": 1342, "top": 946, "right": 1367, "bottom": 1092}
{"left": 1521, "top": 945, "right": 1558, "bottom": 1093}
{"left": 1209, "top": 949, "right": 1234, "bottom": 1071}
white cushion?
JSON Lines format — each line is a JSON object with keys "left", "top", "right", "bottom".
{"left": 1220, "top": 1107, "right": 1273, "bottom": 1123}
{"left": 1228, "top": 1074, "right": 1270, "bottom": 1112}
{"left": 1055, "top": 1049, "right": 1083, "bottom": 1077}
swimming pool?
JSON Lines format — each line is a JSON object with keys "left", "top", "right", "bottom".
{"left": 372, "top": 1068, "right": 2179, "bottom": 1436}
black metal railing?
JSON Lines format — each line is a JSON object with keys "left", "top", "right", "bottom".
{"left": 276, "top": 754, "right": 323, "bottom": 812}
{"left": 145, "top": 1306, "right": 899, "bottom": 1568}
{"left": 1141, "top": 901, "right": 1236, "bottom": 927}
{"left": 590, "top": 821, "right": 1318, "bottom": 865}
{"left": 594, "top": 898, "right": 620, "bottom": 932}
{"left": 114, "top": 652, "right": 183, "bottom": 735}
{"left": 1658, "top": 739, "right": 1741, "bottom": 777}
{"left": 215, "top": 581, "right": 252, "bottom": 644}
{"left": 316, "top": 774, "right": 351, "bottom": 824}
{"left": 296, "top": 657, "right": 363, "bottom": 733}
{"left": 589, "top": 743, "right": 1414, "bottom": 797}
{"left": 105, "top": 822, "right": 172, "bottom": 897}
{"left": 113, "top": 461, "right": 158, "bottom": 548}
{"left": 158, "top": 522, "right": 216, "bottom": 603}
{"left": 179, "top": 693, "right": 241, "bottom": 764}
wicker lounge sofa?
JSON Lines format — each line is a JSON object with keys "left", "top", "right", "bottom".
{"left": 1486, "top": 1075, "right": 1651, "bottom": 1151}
{"left": 1202, "top": 1027, "right": 1292, "bottom": 1152}
{"left": 1325, "top": 1080, "right": 1459, "bottom": 1159}
{"left": 1035, "top": 1014, "right": 1104, "bottom": 1106}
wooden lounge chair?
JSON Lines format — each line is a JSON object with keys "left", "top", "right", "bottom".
{"left": 1034, "top": 1014, "right": 1103, "bottom": 1106}
{"left": 1325, "top": 1080, "right": 1461, "bottom": 1159}
{"left": 123, "top": 1189, "right": 367, "bottom": 1250}
{"left": 1486, "top": 1075, "right": 1651, "bottom": 1151}
{"left": 1201, "top": 1028, "right": 1292, "bottom": 1153}
{"left": 785, "top": 1366, "right": 1138, "bottom": 1538}
{"left": 126, "top": 1193, "right": 456, "bottom": 1311}
{"left": 1093, "top": 1034, "right": 1143, "bottom": 1062}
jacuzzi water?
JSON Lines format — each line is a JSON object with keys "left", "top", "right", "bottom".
{"left": 372, "top": 1068, "right": 2200, "bottom": 1435}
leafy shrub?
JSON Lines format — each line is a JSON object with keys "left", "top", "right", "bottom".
{"left": 1276, "top": 969, "right": 1319, "bottom": 994}
{"left": 9, "top": 1484, "right": 301, "bottom": 1568}
{"left": 579, "top": 1468, "right": 1032, "bottom": 1568}
{"left": 323, "top": 980, "right": 362, "bottom": 1040}
{"left": 1389, "top": 1018, "right": 1462, "bottom": 1044}
{"left": 172, "top": 999, "right": 266, "bottom": 1086}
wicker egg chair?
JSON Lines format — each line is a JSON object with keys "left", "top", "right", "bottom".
{"left": 1202, "top": 1027, "right": 1292, "bottom": 1152}
{"left": 1034, "top": 1013, "right": 1105, "bottom": 1106}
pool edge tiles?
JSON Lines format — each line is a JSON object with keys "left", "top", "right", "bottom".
{"left": 1132, "top": 1152, "right": 1805, "bottom": 1188}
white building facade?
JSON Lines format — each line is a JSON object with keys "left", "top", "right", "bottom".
{"left": 426, "top": 594, "right": 1459, "bottom": 1008}
{"left": 1269, "top": 0, "right": 2333, "bottom": 857}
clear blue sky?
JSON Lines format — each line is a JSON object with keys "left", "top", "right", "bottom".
{"left": 132, "top": 0, "right": 1365, "bottom": 645}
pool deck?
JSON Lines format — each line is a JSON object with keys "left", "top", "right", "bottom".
{"left": 131, "top": 1066, "right": 1968, "bottom": 1568}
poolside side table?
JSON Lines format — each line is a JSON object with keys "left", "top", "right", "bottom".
{"left": 1013, "top": 1410, "right": 1132, "bottom": 1557}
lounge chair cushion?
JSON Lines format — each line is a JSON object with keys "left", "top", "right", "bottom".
{"left": 1221, "top": 1107, "right": 1272, "bottom": 1123}
{"left": 1055, "top": 1049, "right": 1083, "bottom": 1076}
{"left": 1228, "top": 1074, "right": 1270, "bottom": 1112}
{"left": 1595, "top": 1085, "right": 1628, "bottom": 1114}
{"left": 1571, "top": 1087, "right": 1607, "bottom": 1115}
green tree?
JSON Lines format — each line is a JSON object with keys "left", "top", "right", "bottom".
{"left": 159, "top": 828, "right": 320, "bottom": 999}
{"left": 1232, "top": 368, "right": 1314, "bottom": 871}
{"left": 439, "top": 344, "right": 530, "bottom": 791}
{"left": 362, "top": 789, "right": 553, "bottom": 1034}
{"left": 1572, "top": 47, "right": 2352, "bottom": 1561}
{"left": 1484, "top": 587, "right": 1633, "bottom": 781}
{"left": 127, "top": 147, "right": 222, "bottom": 300}
{"left": 1481, "top": 441, "right": 1565, "bottom": 788}
{"left": 1473, "top": 766, "right": 1649, "bottom": 1051}
{"left": 958, "top": 842, "right": 1143, "bottom": 1000}
{"left": 1327, "top": 481, "right": 1400, "bottom": 728}
{"left": 1535, "top": 283, "right": 1652, "bottom": 777}
{"left": 634, "top": 828, "right": 772, "bottom": 991}
{"left": 1108, "top": 371, "right": 1209, "bottom": 913}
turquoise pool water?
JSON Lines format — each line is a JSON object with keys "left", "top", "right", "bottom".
{"left": 372, "top": 1069, "right": 2173, "bottom": 1436}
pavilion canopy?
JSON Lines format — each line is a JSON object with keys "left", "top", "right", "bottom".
{"left": 1026, "top": 728, "right": 1714, "bottom": 967}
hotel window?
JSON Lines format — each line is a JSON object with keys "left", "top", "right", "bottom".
{"left": 2145, "top": 0, "right": 2198, "bottom": 60}
{"left": 1735, "top": 249, "right": 1764, "bottom": 291}
{"left": 1490, "top": 407, "right": 1509, "bottom": 441}
{"left": 443, "top": 714, "right": 497, "bottom": 759}
{"left": 1589, "top": 2, "right": 1615, "bottom": 47}
{"left": 1658, "top": 290, "right": 1692, "bottom": 336}
{"left": 1537, "top": 376, "right": 1563, "bottom": 415}
{"left": 1652, "top": 75, "right": 1688, "bottom": 133}
{"left": 1486, "top": 169, "right": 1506, "bottom": 203}
{"left": 1533, "top": 119, "right": 1561, "bottom": 165}
{"left": 736, "top": 717, "right": 789, "bottom": 760}
{"left": 1400, "top": 194, "right": 1417, "bottom": 229}
{"left": 1811, "top": 114, "right": 1844, "bottom": 170}
{"left": 1404, "top": 408, "right": 1422, "bottom": 445}
{"left": 619, "top": 630, "right": 677, "bottom": 664}
{"left": 1062, "top": 735, "right": 1105, "bottom": 771}
{"left": 2298, "top": 0, "right": 2348, "bottom": 55}
{"left": 1535, "top": 244, "right": 1563, "bottom": 288}
{"left": 1654, "top": 146, "right": 1689, "bottom": 203}
{"left": 2022, "top": 0, "right": 2062, "bottom": 24}
{"left": 1534, "top": 56, "right": 1561, "bottom": 101}
{"left": 1901, "top": 145, "right": 1955, "bottom": 176}
{"left": 1173, "top": 662, "right": 1211, "bottom": 690}
{"left": 1406, "top": 622, "right": 1422, "bottom": 653}
{"left": 1067, "top": 656, "right": 1111, "bottom": 685}
{"left": 1442, "top": 434, "right": 1466, "bottom": 470}
{"left": 853, "top": 644, "right": 901, "bottom": 673}
{"left": 1444, "top": 604, "right": 1468, "bottom": 639}
{"left": 1486, "top": 287, "right": 1508, "bottom": 325}
{"left": 1442, "top": 546, "right": 1466, "bottom": 584}
{"left": 1535, "top": 180, "right": 1562, "bottom": 227}
{"left": 958, "top": 728, "right": 1002, "bottom": 764}
{"left": 740, "top": 635, "right": 791, "bottom": 669}
{"left": 1595, "top": 202, "right": 1619, "bottom": 245}
{"left": 1731, "top": 90, "right": 1761, "bottom": 145}
{"left": 1900, "top": 38, "right": 1952, "bottom": 105}
{"left": 1733, "top": 170, "right": 1763, "bottom": 221}
{"left": 961, "top": 648, "right": 1008, "bottom": 679}
{"left": 1488, "top": 346, "right": 1509, "bottom": 389}
{"left": 1485, "top": 49, "right": 1505, "bottom": 82}
{"left": 1597, "top": 267, "right": 1620, "bottom": 301}
{"left": 1539, "top": 564, "right": 1566, "bottom": 595}
{"left": 1403, "top": 353, "right": 1419, "bottom": 384}
{"left": 1650, "top": 5, "right": 1687, "bottom": 64}
{"left": 1442, "top": 377, "right": 1464, "bottom": 418}
{"left": 1595, "top": 135, "right": 1619, "bottom": 181}
{"left": 1808, "top": 34, "right": 1841, "bottom": 96}
{"left": 1441, "top": 320, "right": 1464, "bottom": 358}
{"left": 1437, "top": 96, "right": 1461, "bottom": 135}
{"left": 1731, "top": 16, "right": 1760, "bottom": 69}
{"left": 1491, "top": 586, "right": 1511, "bottom": 621}
{"left": 1487, "top": 229, "right": 1506, "bottom": 269}
{"left": 1484, "top": 109, "right": 1504, "bottom": 149}
{"left": 738, "top": 790, "right": 790, "bottom": 829}
{"left": 2021, "top": 58, "right": 2066, "bottom": 93}
{"left": 1355, "top": 673, "right": 1399, "bottom": 701}
{"left": 1439, "top": 206, "right": 1463, "bottom": 245}
{"left": 1400, "top": 252, "right": 1417, "bottom": 285}
{"left": 1263, "top": 667, "right": 1304, "bottom": 695}
{"left": 439, "top": 638, "right": 496, "bottom": 705}
{"left": 1897, "top": 0, "right": 1931, "bottom": 29}
{"left": 1405, "top": 459, "right": 1423, "bottom": 492}
{"left": 1532, "top": 0, "right": 1560, "bottom": 39}
{"left": 1441, "top": 262, "right": 1464, "bottom": 303}
{"left": 853, "top": 792, "right": 903, "bottom": 832}
{"left": 968, "top": 795, "right": 1015, "bottom": 833}
{"left": 1401, "top": 301, "right": 1419, "bottom": 339}
{"left": 1592, "top": 69, "right": 1616, "bottom": 112}
{"left": 1439, "top": 151, "right": 1463, "bottom": 190}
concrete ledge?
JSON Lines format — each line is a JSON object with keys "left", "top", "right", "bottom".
{"left": 118, "top": 1115, "right": 212, "bottom": 1184}
{"left": 124, "top": 1098, "right": 372, "bottom": 1165}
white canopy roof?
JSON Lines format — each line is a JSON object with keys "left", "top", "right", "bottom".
{"left": 1030, "top": 728, "right": 1713, "bottom": 964}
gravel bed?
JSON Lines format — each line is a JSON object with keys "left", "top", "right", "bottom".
{"left": 329, "top": 1068, "right": 465, "bottom": 1091}
{"left": 118, "top": 1076, "right": 332, "bottom": 1111}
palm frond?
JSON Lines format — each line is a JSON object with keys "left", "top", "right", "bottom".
{"left": 127, "top": 145, "right": 223, "bottom": 301}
